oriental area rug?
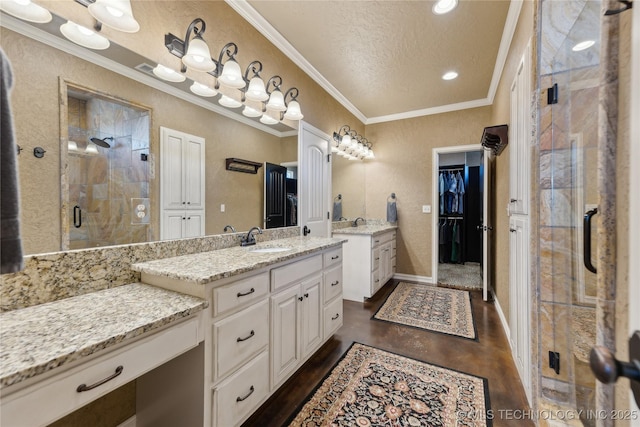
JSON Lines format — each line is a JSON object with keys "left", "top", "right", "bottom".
{"left": 286, "top": 343, "right": 491, "bottom": 427}
{"left": 373, "top": 282, "right": 477, "bottom": 340}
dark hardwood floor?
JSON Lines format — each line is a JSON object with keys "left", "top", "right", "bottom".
{"left": 243, "top": 280, "right": 533, "bottom": 427}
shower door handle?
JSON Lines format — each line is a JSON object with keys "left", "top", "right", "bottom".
{"left": 73, "top": 205, "right": 82, "bottom": 228}
{"left": 583, "top": 208, "right": 598, "bottom": 273}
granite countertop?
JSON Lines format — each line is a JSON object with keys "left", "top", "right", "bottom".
{"left": 0, "top": 283, "right": 207, "bottom": 389}
{"left": 131, "top": 236, "right": 346, "bottom": 285}
{"left": 332, "top": 223, "right": 397, "bottom": 236}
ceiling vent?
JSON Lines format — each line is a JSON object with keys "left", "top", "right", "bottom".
{"left": 481, "top": 124, "right": 508, "bottom": 156}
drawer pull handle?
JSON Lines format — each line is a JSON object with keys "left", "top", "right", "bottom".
{"left": 76, "top": 366, "right": 123, "bottom": 392}
{"left": 375, "top": 257, "right": 380, "bottom": 261}
{"left": 331, "top": 255, "right": 339, "bottom": 260}
{"left": 375, "top": 240, "right": 380, "bottom": 243}
{"left": 236, "top": 385, "right": 255, "bottom": 402}
{"left": 237, "top": 288, "right": 255, "bottom": 298}
{"left": 331, "top": 280, "right": 339, "bottom": 286}
{"left": 332, "top": 313, "right": 340, "bottom": 320}
{"left": 375, "top": 279, "right": 380, "bottom": 283}
{"left": 236, "top": 330, "right": 255, "bottom": 342}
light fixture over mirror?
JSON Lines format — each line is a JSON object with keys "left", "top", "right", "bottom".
{"left": 164, "top": 18, "right": 303, "bottom": 124}
{"left": 332, "top": 125, "right": 374, "bottom": 161}
{"left": 60, "top": 20, "right": 110, "bottom": 50}
{"left": 87, "top": 0, "right": 139, "bottom": 33}
{"left": 0, "top": 0, "right": 52, "bottom": 23}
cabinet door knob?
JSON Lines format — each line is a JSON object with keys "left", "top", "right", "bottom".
{"left": 304, "top": 293, "right": 309, "bottom": 298}
{"left": 298, "top": 296, "right": 304, "bottom": 301}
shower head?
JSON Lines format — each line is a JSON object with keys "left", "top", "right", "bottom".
{"left": 89, "top": 137, "right": 113, "bottom": 148}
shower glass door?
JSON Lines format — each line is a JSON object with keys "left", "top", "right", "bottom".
{"left": 64, "top": 86, "right": 151, "bottom": 250}
{"left": 539, "top": 0, "right": 600, "bottom": 420}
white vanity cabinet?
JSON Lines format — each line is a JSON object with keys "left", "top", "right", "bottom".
{"left": 335, "top": 229, "right": 396, "bottom": 302}
{"left": 137, "top": 241, "right": 344, "bottom": 427}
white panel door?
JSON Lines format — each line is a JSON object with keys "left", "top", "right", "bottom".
{"left": 299, "top": 122, "right": 330, "bottom": 237}
{"left": 271, "top": 286, "right": 300, "bottom": 388}
{"left": 183, "top": 138, "right": 205, "bottom": 210}
{"left": 162, "top": 133, "right": 185, "bottom": 210}
{"left": 162, "top": 211, "right": 185, "bottom": 241}
{"left": 301, "top": 274, "right": 322, "bottom": 358}
{"left": 184, "top": 211, "right": 204, "bottom": 238}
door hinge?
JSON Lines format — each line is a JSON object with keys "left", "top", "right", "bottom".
{"left": 547, "top": 83, "right": 558, "bottom": 105}
{"left": 327, "top": 154, "right": 331, "bottom": 162}
{"left": 327, "top": 212, "right": 330, "bottom": 219}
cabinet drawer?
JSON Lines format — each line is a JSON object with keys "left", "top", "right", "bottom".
{"left": 212, "top": 272, "right": 269, "bottom": 317}
{"left": 271, "top": 254, "right": 322, "bottom": 291}
{"left": 323, "top": 247, "right": 342, "bottom": 268}
{"left": 323, "top": 265, "right": 342, "bottom": 304}
{"left": 213, "top": 300, "right": 269, "bottom": 381}
{"left": 212, "top": 351, "right": 269, "bottom": 427}
{"left": 1, "top": 316, "right": 201, "bottom": 427}
{"left": 323, "top": 297, "right": 343, "bottom": 339}
{"left": 372, "top": 247, "right": 381, "bottom": 272}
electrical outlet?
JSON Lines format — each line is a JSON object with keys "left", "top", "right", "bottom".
{"left": 220, "top": 204, "right": 225, "bottom": 213}
{"left": 549, "top": 351, "right": 560, "bottom": 374}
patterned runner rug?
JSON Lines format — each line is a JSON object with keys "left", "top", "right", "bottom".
{"left": 287, "top": 342, "right": 491, "bottom": 426}
{"left": 373, "top": 282, "right": 477, "bottom": 340}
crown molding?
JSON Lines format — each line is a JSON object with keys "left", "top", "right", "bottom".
{"left": 225, "top": 0, "right": 368, "bottom": 124}
{"left": 228, "top": 0, "right": 524, "bottom": 125}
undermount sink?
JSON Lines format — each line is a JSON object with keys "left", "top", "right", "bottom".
{"left": 249, "top": 247, "right": 292, "bottom": 253}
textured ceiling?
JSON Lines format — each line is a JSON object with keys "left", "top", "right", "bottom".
{"left": 241, "top": 0, "right": 512, "bottom": 123}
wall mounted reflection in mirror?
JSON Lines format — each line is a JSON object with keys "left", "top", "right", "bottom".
{"left": 1, "top": 10, "right": 298, "bottom": 256}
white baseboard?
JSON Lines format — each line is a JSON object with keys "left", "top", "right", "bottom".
{"left": 492, "top": 292, "right": 511, "bottom": 346}
{"left": 117, "top": 416, "right": 136, "bottom": 427}
{"left": 393, "top": 273, "right": 433, "bottom": 284}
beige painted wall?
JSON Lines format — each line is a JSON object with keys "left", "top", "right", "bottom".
{"left": 2, "top": 28, "right": 295, "bottom": 254}
{"left": 365, "top": 107, "right": 492, "bottom": 278}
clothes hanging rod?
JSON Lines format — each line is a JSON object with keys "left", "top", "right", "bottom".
{"left": 439, "top": 167, "right": 464, "bottom": 172}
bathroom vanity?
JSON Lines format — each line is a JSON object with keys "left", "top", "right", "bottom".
{"left": 0, "top": 236, "right": 344, "bottom": 427}
{"left": 333, "top": 224, "right": 396, "bottom": 302}
{"left": 0, "top": 284, "right": 208, "bottom": 427}
{"left": 132, "top": 236, "right": 345, "bottom": 427}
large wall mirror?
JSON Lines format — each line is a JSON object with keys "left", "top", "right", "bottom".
{"left": 2, "top": 12, "right": 298, "bottom": 256}
{"left": 331, "top": 154, "right": 367, "bottom": 221}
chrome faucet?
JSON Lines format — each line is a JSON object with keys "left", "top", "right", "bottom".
{"left": 241, "top": 226, "right": 263, "bottom": 246}
{"left": 223, "top": 225, "right": 236, "bottom": 233}
{"left": 352, "top": 217, "right": 365, "bottom": 227}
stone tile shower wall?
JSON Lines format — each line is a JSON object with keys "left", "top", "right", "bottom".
{"left": 67, "top": 96, "right": 150, "bottom": 249}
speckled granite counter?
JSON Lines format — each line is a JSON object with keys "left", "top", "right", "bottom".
{"left": 332, "top": 224, "right": 397, "bottom": 236}
{"left": 0, "top": 283, "right": 207, "bottom": 389}
{"left": 131, "top": 236, "right": 346, "bottom": 285}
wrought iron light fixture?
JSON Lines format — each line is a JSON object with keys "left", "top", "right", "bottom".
{"left": 163, "top": 18, "right": 303, "bottom": 124}
{"left": 332, "top": 125, "right": 374, "bottom": 161}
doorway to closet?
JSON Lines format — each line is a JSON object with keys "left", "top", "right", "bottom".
{"left": 432, "top": 145, "right": 491, "bottom": 299}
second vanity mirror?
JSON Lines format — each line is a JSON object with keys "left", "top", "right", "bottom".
{"left": 2, "top": 11, "right": 298, "bottom": 255}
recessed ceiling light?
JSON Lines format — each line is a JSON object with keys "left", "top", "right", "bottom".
{"left": 442, "top": 71, "right": 458, "bottom": 80}
{"left": 572, "top": 40, "right": 595, "bottom": 52}
{"left": 433, "top": 0, "right": 458, "bottom": 15}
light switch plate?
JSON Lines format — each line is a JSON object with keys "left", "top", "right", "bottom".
{"left": 220, "top": 204, "right": 225, "bottom": 212}
{"left": 422, "top": 205, "right": 431, "bottom": 213}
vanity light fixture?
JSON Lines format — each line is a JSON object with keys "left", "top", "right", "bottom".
{"left": 572, "top": 40, "right": 595, "bottom": 52}
{"left": 87, "top": 0, "right": 139, "bottom": 33}
{"left": 259, "top": 113, "right": 279, "bottom": 125}
{"left": 153, "top": 64, "right": 186, "bottom": 82}
{"left": 243, "top": 61, "right": 269, "bottom": 102}
{"left": 190, "top": 81, "right": 217, "bottom": 97}
{"left": 218, "top": 94, "right": 243, "bottom": 108}
{"left": 282, "top": 88, "right": 304, "bottom": 121}
{"left": 0, "top": 0, "right": 52, "bottom": 23}
{"left": 265, "top": 76, "right": 287, "bottom": 112}
{"left": 60, "top": 20, "right": 110, "bottom": 50}
{"left": 432, "top": 0, "right": 458, "bottom": 15}
{"left": 332, "top": 125, "right": 374, "bottom": 161}
{"left": 164, "top": 18, "right": 304, "bottom": 124}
